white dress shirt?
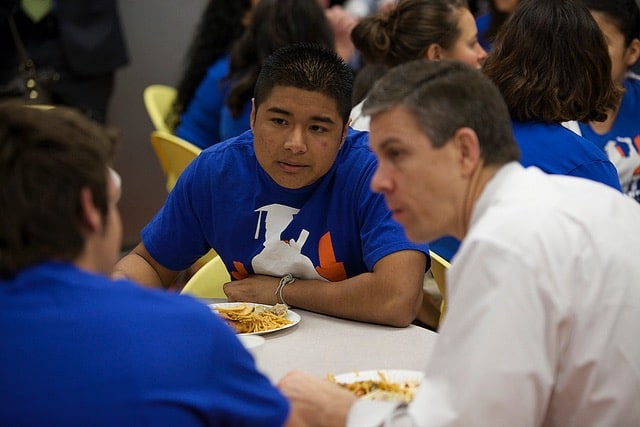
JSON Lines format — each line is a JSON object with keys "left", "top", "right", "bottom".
{"left": 349, "top": 163, "right": 640, "bottom": 427}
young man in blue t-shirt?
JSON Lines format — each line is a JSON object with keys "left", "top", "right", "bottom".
{"left": 114, "top": 43, "right": 429, "bottom": 328}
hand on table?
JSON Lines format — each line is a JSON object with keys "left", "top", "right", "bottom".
{"left": 223, "top": 274, "right": 281, "bottom": 305}
{"left": 278, "top": 370, "right": 356, "bottom": 427}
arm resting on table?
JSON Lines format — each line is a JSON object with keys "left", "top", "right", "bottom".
{"left": 112, "top": 242, "right": 180, "bottom": 289}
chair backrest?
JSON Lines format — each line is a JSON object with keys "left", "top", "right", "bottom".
{"left": 143, "top": 84, "right": 177, "bottom": 133}
{"left": 429, "top": 249, "right": 451, "bottom": 318}
{"left": 150, "top": 130, "right": 201, "bottom": 192}
{"left": 181, "top": 254, "right": 231, "bottom": 299}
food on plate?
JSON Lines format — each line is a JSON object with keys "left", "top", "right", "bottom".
{"left": 213, "top": 303, "right": 292, "bottom": 334}
{"left": 328, "top": 371, "right": 421, "bottom": 403}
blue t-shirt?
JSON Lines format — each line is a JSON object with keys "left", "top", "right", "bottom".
{"left": 476, "top": 13, "right": 492, "bottom": 52}
{"left": 143, "top": 128, "right": 429, "bottom": 281}
{"left": 513, "top": 120, "right": 621, "bottom": 191}
{"left": 176, "top": 55, "right": 252, "bottom": 149}
{"left": 0, "top": 262, "right": 289, "bottom": 426}
{"left": 578, "top": 77, "right": 640, "bottom": 202}
{"left": 430, "top": 120, "right": 622, "bottom": 262}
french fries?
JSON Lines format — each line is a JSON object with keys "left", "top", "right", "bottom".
{"left": 328, "top": 371, "right": 420, "bottom": 403}
{"left": 213, "top": 303, "right": 292, "bottom": 334}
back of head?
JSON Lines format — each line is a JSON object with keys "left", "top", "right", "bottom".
{"left": 254, "top": 43, "right": 354, "bottom": 127}
{"left": 363, "top": 59, "right": 520, "bottom": 166}
{"left": 0, "top": 102, "right": 115, "bottom": 279}
{"left": 226, "top": 0, "right": 336, "bottom": 117}
{"left": 579, "top": 0, "right": 640, "bottom": 47}
{"left": 483, "top": 0, "right": 621, "bottom": 122}
{"left": 173, "top": 0, "right": 254, "bottom": 122}
{"left": 351, "top": 0, "right": 469, "bottom": 67}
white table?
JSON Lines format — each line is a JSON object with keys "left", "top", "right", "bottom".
{"left": 202, "top": 299, "right": 438, "bottom": 382}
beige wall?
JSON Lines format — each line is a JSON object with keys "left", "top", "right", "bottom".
{"left": 108, "top": 0, "right": 207, "bottom": 249}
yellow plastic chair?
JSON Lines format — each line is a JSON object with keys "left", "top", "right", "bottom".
{"left": 417, "top": 249, "right": 451, "bottom": 330}
{"left": 150, "top": 130, "right": 201, "bottom": 193}
{"left": 143, "top": 84, "right": 177, "bottom": 133}
{"left": 181, "top": 254, "right": 231, "bottom": 299}
{"left": 429, "top": 249, "right": 451, "bottom": 318}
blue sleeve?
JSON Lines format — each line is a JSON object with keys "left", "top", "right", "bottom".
{"left": 175, "top": 57, "right": 230, "bottom": 149}
{"left": 142, "top": 154, "right": 213, "bottom": 270}
{"left": 568, "top": 160, "right": 622, "bottom": 192}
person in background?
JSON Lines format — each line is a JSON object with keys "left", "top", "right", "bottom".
{"left": 278, "top": 59, "right": 640, "bottom": 427}
{"left": 341, "top": 0, "right": 396, "bottom": 18}
{"left": 114, "top": 43, "right": 429, "bottom": 328}
{"left": 0, "top": 0, "right": 128, "bottom": 123}
{"left": 175, "top": 0, "right": 335, "bottom": 149}
{"left": 431, "top": 0, "right": 624, "bottom": 270}
{"left": 323, "top": 2, "right": 362, "bottom": 68}
{"left": 349, "top": 0, "right": 487, "bottom": 130}
{"left": 319, "top": 0, "right": 395, "bottom": 69}
{"left": 475, "top": 0, "right": 519, "bottom": 51}
{"left": 0, "top": 102, "right": 293, "bottom": 426}
{"left": 483, "top": 0, "right": 621, "bottom": 190}
{"left": 351, "top": 62, "right": 389, "bottom": 107}
{"left": 169, "top": 0, "right": 257, "bottom": 131}
{"left": 578, "top": 0, "right": 640, "bottom": 202}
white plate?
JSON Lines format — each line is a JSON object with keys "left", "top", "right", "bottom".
{"left": 332, "top": 369, "right": 424, "bottom": 402}
{"left": 209, "top": 302, "right": 301, "bottom": 336}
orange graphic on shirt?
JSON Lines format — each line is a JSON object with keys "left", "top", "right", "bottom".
{"left": 230, "top": 231, "right": 347, "bottom": 281}
{"left": 315, "top": 232, "right": 347, "bottom": 281}
{"left": 634, "top": 136, "right": 640, "bottom": 175}
{"left": 231, "top": 261, "right": 249, "bottom": 280}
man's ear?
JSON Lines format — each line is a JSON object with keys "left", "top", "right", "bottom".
{"left": 79, "top": 187, "right": 102, "bottom": 234}
{"left": 425, "top": 43, "right": 442, "bottom": 61}
{"left": 453, "top": 127, "right": 481, "bottom": 176}
{"left": 250, "top": 98, "right": 257, "bottom": 131}
{"left": 340, "top": 119, "right": 351, "bottom": 149}
{"left": 626, "top": 38, "right": 640, "bottom": 68}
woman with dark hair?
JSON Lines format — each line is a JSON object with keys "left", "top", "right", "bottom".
{"left": 578, "top": 0, "right": 640, "bottom": 203}
{"left": 432, "top": 0, "right": 623, "bottom": 266}
{"left": 483, "top": 0, "right": 621, "bottom": 190}
{"left": 175, "top": 0, "right": 335, "bottom": 149}
{"left": 475, "top": 0, "right": 519, "bottom": 51}
{"left": 170, "top": 0, "right": 256, "bottom": 131}
{"left": 349, "top": 0, "right": 487, "bottom": 130}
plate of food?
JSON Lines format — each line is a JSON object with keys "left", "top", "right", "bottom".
{"left": 209, "top": 302, "right": 301, "bottom": 336}
{"left": 329, "top": 369, "right": 423, "bottom": 403}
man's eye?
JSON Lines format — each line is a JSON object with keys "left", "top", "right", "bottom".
{"left": 309, "top": 125, "right": 327, "bottom": 133}
{"left": 271, "top": 118, "right": 287, "bottom": 126}
{"left": 386, "top": 149, "right": 404, "bottom": 160}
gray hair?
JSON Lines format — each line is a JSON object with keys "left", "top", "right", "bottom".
{"left": 363, "top": 59, "right": 519, "bottom": 166}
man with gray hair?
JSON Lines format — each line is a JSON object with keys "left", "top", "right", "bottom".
{"left": 278, "top": 59, "right": 640, "bottom": 426}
